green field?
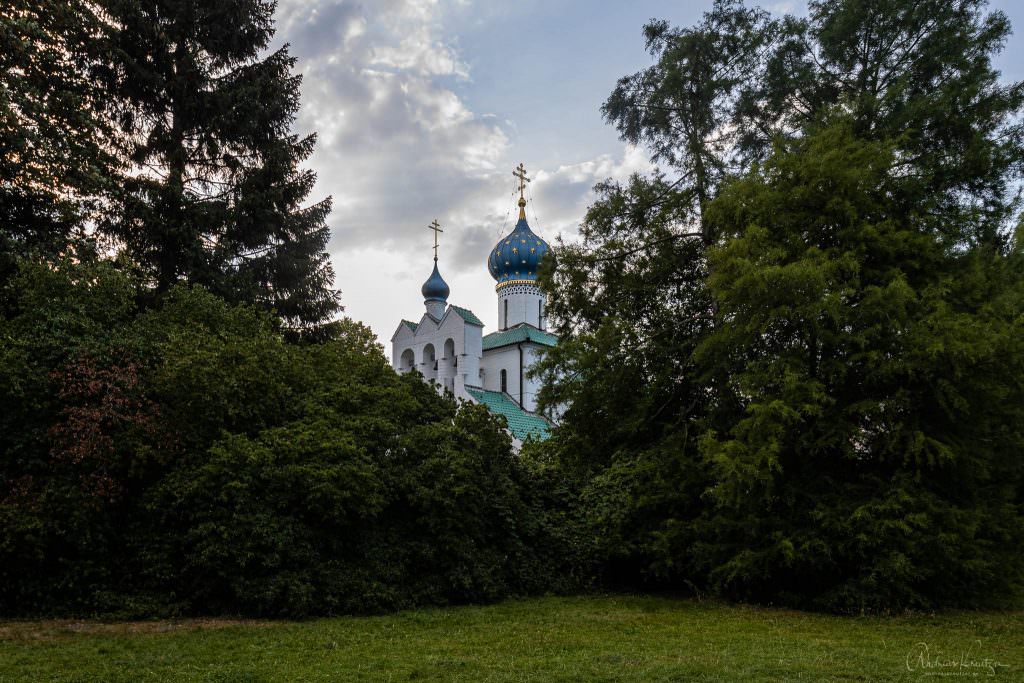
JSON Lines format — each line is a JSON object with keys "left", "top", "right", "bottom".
{"left": 1, "top": 595, "right": 1021, "bottom": 682}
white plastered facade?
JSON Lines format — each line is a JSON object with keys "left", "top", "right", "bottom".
{"left": 390, "top": 295, "right": 549, "bottom": 414}
{"left": 478, "top": 339, "right": 547, "bottom": 412}
{"left": 391, "top": 307, "right": 482, "bottom": 400}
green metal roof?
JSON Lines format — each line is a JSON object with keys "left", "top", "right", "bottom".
{"left": 401, "top": 320, "right": 419, "bottom": 332}
{"left": 465, "top": 387, "right": 551, "bottom": 442}
{"left": 449, "top": 305, "right": 484, "bottom": 327}
{"left": 482, "top": 325, "right": 558, "bottom": 351}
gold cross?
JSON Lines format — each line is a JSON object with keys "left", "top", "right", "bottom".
{"left": 427, "top": 219, "right": 443, "bottom": 260}
{"left": 513, "top": 162, "right": 530, "bottom": 199}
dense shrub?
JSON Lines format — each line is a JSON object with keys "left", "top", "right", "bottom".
{"left": 0, "top": 256, "right": 585, "bottom": 617}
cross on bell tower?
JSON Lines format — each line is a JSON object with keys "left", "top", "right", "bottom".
{"left": 420, "top": 218, "right": 450, "bottom": 319}
{"left": 428, "top": 219, "right": 443, "bottom": 261}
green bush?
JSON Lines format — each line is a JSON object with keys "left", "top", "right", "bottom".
{"left": 0, "top": 257, "right": 585, "bottom": 617}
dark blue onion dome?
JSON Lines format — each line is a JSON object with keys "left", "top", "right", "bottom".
{"left": 488, "top": 198, "right": 550, "bottom": 285}
{"left": 421, "top": 259, "right": 450, "bottom": 302}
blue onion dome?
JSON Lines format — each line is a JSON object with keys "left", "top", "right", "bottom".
{"left": 488, "top": 198, "right": 550, "bottom": 285}
{"left": 421, "top": 260, "right": 450, "bottom": 302}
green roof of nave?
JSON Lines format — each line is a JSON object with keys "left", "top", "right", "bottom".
{"left": 450, "top": 305, "right": 484, "bottom": 327}
{"left": 465, "top": 387, "right": 551, "bottom": 442}
{"left": 482, "top": 325, "right": 558, "bottom": 351}
{"left": 402, "top": 306, "right": 482, "bottom": 333}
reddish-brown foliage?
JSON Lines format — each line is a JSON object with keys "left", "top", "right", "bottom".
{"left": 48, "top": 355, "right": 166, "bottom": 501}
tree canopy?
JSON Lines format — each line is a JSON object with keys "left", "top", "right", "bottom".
{"left": 98, "top": 0, "right": 339, "bottom": 328}
{"left": 1, "top": 0, "right": 339, "bottom": 330}
{"left": 0, "top": 1, "right": 113, "bottom": 287}
{"left": 539, "top": 0, "right": 1024, "bottom": 611}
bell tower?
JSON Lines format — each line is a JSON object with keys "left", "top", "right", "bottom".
{"left": 421, "top": 219, "right": 449, "bottom": 319}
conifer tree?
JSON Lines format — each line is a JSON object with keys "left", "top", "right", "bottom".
{"left": 699, "top": 121, "right": 1024, "bottom": 610}
{"left": 0, "top": 0, "right": 112, "bottom": 285}
{"left": 98, "top": 0, "right": 339, "bottom": 328}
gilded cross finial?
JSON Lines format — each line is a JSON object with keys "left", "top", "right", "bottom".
{"left": 513, "top": 163, "right": 530, "bottom": 199}
{"left": 513, "top": 163, "right": 530, "bottom": 219}
{"left": 428, "top": 219, "right": 443, "bottom": 261}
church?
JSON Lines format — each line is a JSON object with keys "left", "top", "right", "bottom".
{"left": 391, "top": 164, "right": 556, "bottom": 446}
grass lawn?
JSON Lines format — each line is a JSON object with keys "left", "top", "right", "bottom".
{"left": 0, "top": 595, "right": 1021, "bottom": 682}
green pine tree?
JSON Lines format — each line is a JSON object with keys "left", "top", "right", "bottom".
{"left": 699, "top": 121, "right": 1024, "bottom": 610}
{"left": 0, "top": 0, "right": 112, "bottom": 286}
{"left": 98, "top": 0, "right": 339, "bottom": 329}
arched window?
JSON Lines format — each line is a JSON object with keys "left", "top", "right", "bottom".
{"left": 441, "top": 338, "right": 456, "bottom": 391}
{"left": 503, "top": 299, "right": 508, "bottom": 329}
{"left": 538, "top": 300, "right": 543, "bottom": 328}
{"left": 500, "top": 369, "right": 508, "bottom": 393}
{"left": 422, "top": 344, "right": 437, "bottom": 381}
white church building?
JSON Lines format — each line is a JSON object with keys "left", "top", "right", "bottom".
{"left": 390, "top": 165, "right": 556, "bottom": 446}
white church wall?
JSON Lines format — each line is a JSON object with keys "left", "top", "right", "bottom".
{"left": 391, "top": 306, "right": 485, "bottom": 403}
{"left": 480, "top": 346, "right": 519, "bottom": 397}
{"left": 480, "top": 342, "right": 550, "bottom": 411}
{"left": 391, "top": 315, "right": 443, "bottom": 381}
{"left": 462, "top": 321, "right": 482, "bottom": 389}
{"left": 521, "top": 344, "right": 548, "bottom": 412}
{"left": 436, "top": 309, "right": 467, "bottom": 394}
{"left": 391, "top": 324, "right": 415, "bottom": 370}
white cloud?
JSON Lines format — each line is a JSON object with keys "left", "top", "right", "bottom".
{"left": 530, "top": 145, "right": 654, "bottom": 238}
{"left": 273, "top": 0, "right": 654, "bottom": 342}
{"left": 766, "top": 1, "right": 808, "bottom": 16}
{"left": 275, "top": 0, "right": 507, "bottom": 253}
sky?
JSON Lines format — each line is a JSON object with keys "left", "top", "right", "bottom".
{"left": 271, "top": 0, "right": 1024, "bottom": 345}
